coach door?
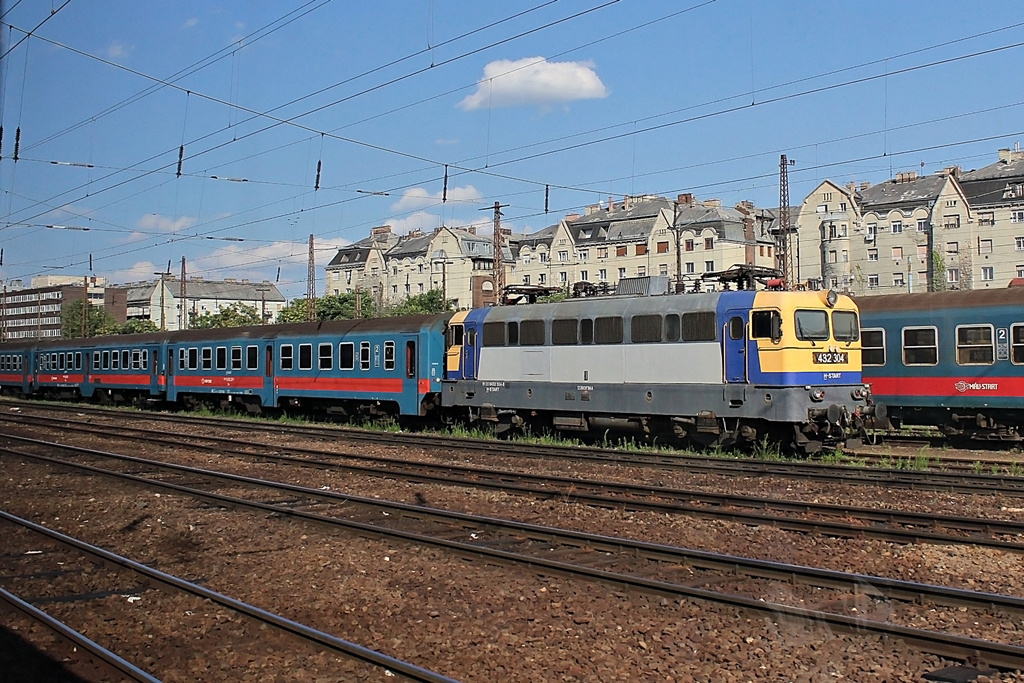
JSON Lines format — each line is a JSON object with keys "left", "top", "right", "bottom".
{"left": 724, "top": 310, "right": 748, "bottom": 383}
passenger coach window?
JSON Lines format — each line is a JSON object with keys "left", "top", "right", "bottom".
{"left": 360, "top": 342, "right": 371, "bottom": 370}
{"left": 102, "top": 350, "right": 110, "bottom": 369}
{"left": 132, "top": 350, "right": 141, "bottom": 370}
{"left": 93, "top": 351, "right": 100, "bottom": 370}
{"left": 339, "top": 342, "right": 355, "bottom": 370}
{"left": 319, "top": 343, "right": 333, "bottom": 370}
{"left": 280, "top": 344, "right": 294, "bottom": 370}
{"left": 520, "top": 320, "right": 545, "bottom": 346}
{"left": 188, "top": 348, "right": 198, "bottom": 370}
{"left": 75, "top": 353, "right": 82, "bottom": 370}
{"left": 903, "top": 327, "right": 938, "bottom": 365}
{"left": 384, "top": 341, "right": 395, "bottom": 370}
{"left": 594, "top": 316, "right": 623, "bottom": 344}
{"left": 794, "top": 310, "right": 829, "bottom": 341}
{"left": 1013, "top": 325, "right": 1024, "bottom": 365}
{"left": 247, "top": 346, "right": 259, "bottom": 370}
{"left": 861, "top": 329, "right": 885, "bottom": 366}
{"left": 483, "top": 322, "right": 505, "bottom": 347}
{"left": 299, "top": 344, "right": 313, "bottom": 370}
{"left": 552, "top": 319, "right": 578, "bottom": 345}
{"left": 178, "top": 348, "right": 186, "bottom": 371}
{"left": 121, "top": 350, "right": 130, "bottom": 369}
{"left": 201, "top": 347, "right": 213, "bottom": 370}
{"left": 832, "top": 311, "right": 860, "bottom": 342}
{"left": 231, "top": 346, "right": 243, "bottom": 370}
{"left": 216, "top": 347, "right": 227, "bottom": 370}
{"left": 956, "top": 325, "right": 994, "bottom": 365}
{"left": 630, "top": 315, "right": 662, "bottom": 344}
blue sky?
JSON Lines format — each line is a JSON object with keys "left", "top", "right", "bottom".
{"left": 1, "top": 0, "right": 1023, "bottom": 299}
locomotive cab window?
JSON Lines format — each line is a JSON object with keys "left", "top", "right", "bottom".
{"left": 794, "top": 310, "right": 829, "bottom": 341}
{"left": 447, "top": 325, "right": 464, "bottom": 348}
{"left": 832, "top": 311, "right": 860, "bottom": 342}
{"left": 750, "top": 310, "right": 782, "bottom": 342}
{"left": 903, "top": 327, "right": 938, "bottom": 365}
{"left": 861, "top": 329, "right": 885, "bottom": 366}
{"left": 1013, "top": 324, "right": 1024, "bottom": 365}
{"left": 956, "top": 325, "right": 994, "bottom": 365}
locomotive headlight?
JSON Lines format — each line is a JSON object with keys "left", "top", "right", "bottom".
{"left": 826, "top": 289, "right": 838, "bottom": 307}
{"left": 809, "top": 388, "right": 826, "bottom": 402}
{"left": 851, "top": 385, "right": 870, "bottom": 400}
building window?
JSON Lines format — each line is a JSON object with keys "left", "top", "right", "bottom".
{"left": 685, "top": 239, "right": 694, "bottom": 252}
{"left": 618, "top": 267, "right": 626, "bottom": 279}
{"left": 580, "top": 270, "right": 589, "bottom": 281}
{"left": 842, "top": 250, "right": 848, "bottom": 262}
{"left": 868, "top": 249, "right": 878, "bottom": 261}
{"left": 523, "top": 255, "right": 531, "bottom": 265}
{"left": 947, "top": 268, "right": 959, "bottom": 284}
{"left": 578, "top": 250, "right": 589, "bottom": 260}
{"left": 704, "top": 237, "right": 714, "bottom": 250}
{"left": 979, "top": 239, "right": 993, "bottom": 254}
{"left": 599, "top": 269, "right": 607, "bottom": 281}
{"left": 616, "top": 246, "right": 627, "bottom": 257}
{"left": 1012, "top": 210, "right": 1024, "bottom": 223}
{"left": 917, "top": 219, "right": 928, "bottom": 232}
{"left": 946, "top": 242, "right": 959, "bottom": 254}
{"left": 982, "top": 266, "right": 994, "bottom": 281}
{"left": 704, "top": 260, "right": 714, "bottom": 272}
{"left": 943, "top": 215, "right": 960, "bottom": 229}
{"left": 868, "top": 274, "right": 879, "bottom": 288}
{"left": 559, "top": 271, "right": 568, "bottom": 284}
{"left": 893, "top": 273, "right": 905, "bottom": 287}
{"left": 866, "top": 224, "right": 877, "bottom": 241}
{"left": 538, "top": 273, "right": 547, "bottom": 284}
{"left": 637, "top": 266, "right": 646, "bottom": 277}
{"left": 540, "top": 252, "right": 549, "bottom": 262}
{"left": 659, "top": 264, "right": 668, "bottom": 276}
{"left": 657, "top": 241, "right": 669, "bottom": 254}
{"left": 828, "top": 250, "right": 837, "bottom": 263}
{"left": 891, "top": 246, "right": 902, "bottom": 260}
{"left": 1018, "top": 266, "right": 1024, "bottom": 278}
{"left": 891, "top": 221, "right": 903, "bottom": 234}
{"left": 917, "top": 245, "right": 928, "bottom": 259}
{"left": 598, "top": 247, "right": 608, "bottom": 258}
{"left": 979, "top": 213, "right": 995, "bottom": 227}
{"left": 1017, "top": 237, "right": 1024, "bottom": 251}
{"left": 823, "top": 192, "right": 833, "bottom": 202}
{"left": 946, "top": 199, "right": 957, "bottom": 207}
{"left": 636, "top": 244, "right": 647, "bottom": 256}
{"left": 523, "top": 275, "right": 531, "bottom": 284}
{"left": 558, "top": 250, "right": 568, "bottom": 262}
{"left": 685, "top": 262, "right": 695, "bottom": 274}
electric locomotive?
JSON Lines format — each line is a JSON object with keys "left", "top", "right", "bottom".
{"left": 857, "top": 287, "right": 1024, "bottom": 441}
{"left": 442, "top": 288, "right": 873, "bottom": 453}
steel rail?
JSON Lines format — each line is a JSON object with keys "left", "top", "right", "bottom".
{"left": 3, "top": 399, "right": 1023, "bottom": 491}
{"left": 0, "top": 586, "right": 162, "bottom": 683}
{"left": 0, "top": 512, "right": 461, "bottom": 683}
{"left": 4, "top": 423, "right": 1024, "bottom": 552}
{"left": 6, "top": 444, "right": 1024, "bottom": 671}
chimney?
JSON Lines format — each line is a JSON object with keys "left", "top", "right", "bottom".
{"left": 677, "top": 193, "right": 694, "bottom": 206}
{"left": 370, "top": 225, "right": 393, "bottom": 237}
{"left": 565, "top": 213, "right": 581, "bottom": 221}
{"left": 846, "top": 181, "right": 857, "bottom": 193}
{"left": 466, "top": 226, "right": 476, "bottom": 235}
{"left": 997, "top": 147, "right": 1024, "bottom": 163}
{"left": 939, "top": 166, "right": 961, "bottom": 178}
{"left": 734, "top": 200, "right": 754, "bottom": 215}
{"left": 623, "top": 195, "right": 632, "bottom": 210}
{"left": 408, "top": 229, "right": 423, "bottom": 238}
{"left": 608, "top": 196, "right": 615, "bottom": 212}
{"left": 859, "top": 181, "right": 871, "bottom": 191}
{"left": 701, "top": 198, "right": 721, "bottom": 208}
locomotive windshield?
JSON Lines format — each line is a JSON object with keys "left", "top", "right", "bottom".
{"left": 794, "top": 310, "right": 829, "bottom": 341}
{"left": 831, "top": 311, "right": 860, "bottom": 342}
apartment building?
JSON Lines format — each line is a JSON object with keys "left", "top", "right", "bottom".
{"left": 119, "top": 277, "right": 285, "bottom": 330}
{"left": 0, "top": 276, "right": 119, "bottom": 340}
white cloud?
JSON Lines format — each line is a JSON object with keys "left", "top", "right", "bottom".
{"left": 107, "top": 261, "right": 161, "bottom": 285}
{"left": 183, "top": 17, "right": 199, "bottom": 28}
{"left": 458, "top": 57, "right": 608, "bottom": 111}
{"left": 136, "top": 214, "right": 198, "bottom": 233}
{"left": 103, "top": 43, "right": 131, "bottom": 60}
{"left": 390, "top": 185, "right": 482, "bottom": 212}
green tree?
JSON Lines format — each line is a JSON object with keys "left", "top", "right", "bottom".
{"left": 277, "top": 293, "right": 376, "bottom": 323}
{"left": 190, "top": 302, "right": 262, "bottom": 329}
{"left": 61, "top": 299, "right": 120, "bottom": 338}
{"left": 931, "top": 250, "right": 947, "bottom": 292}
{"left": 119, "top": 319, "right": 158, "bottom": 335}
{"left": 384, "top": 289, "right": 451, "bottom": 316}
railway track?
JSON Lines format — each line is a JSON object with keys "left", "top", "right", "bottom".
{"left": 4, "top": 399, "right": 1024, "bottom": 492}
{"left": 5, "top": 412, "right": 1024, "bottom": 551}
{"left": 0, "top": 511, "right": 458, "bottom": 683}
{"left": 6, "top": 434, "right": 1024, "bottom": 671}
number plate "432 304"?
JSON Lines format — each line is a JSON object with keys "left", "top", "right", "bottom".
{"left": 812, "top": 351, "right": 848, "bottom": 364}
{"left": 806, "top": 356, "right": 847, "bottom": 366}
